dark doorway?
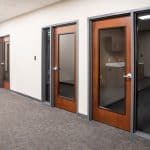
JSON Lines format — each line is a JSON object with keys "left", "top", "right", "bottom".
{"left": 136, "top": 12, "right": 150, "bottom": 134}
{"left": 0, "top": 36, "right": 10, "bottom": 89}
{"left": 42, "top": 28, "right": 51, "bottom": 102}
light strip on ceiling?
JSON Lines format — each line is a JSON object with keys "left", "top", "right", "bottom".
{"left": 138, "top": 14, "right": 150, "bottom": 20}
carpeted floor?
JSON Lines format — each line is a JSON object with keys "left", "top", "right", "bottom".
{"left": 0, "top": 89, "right": 150, "bottom": 150}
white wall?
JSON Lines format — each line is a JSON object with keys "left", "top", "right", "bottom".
{"left": 0, "top": 0, "right": 150, "bottom": 115}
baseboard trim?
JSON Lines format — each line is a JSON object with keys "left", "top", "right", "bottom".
{"left": 9, "top": 89, "right": 41, "bottom": 102}
{"left": 9, "top": 90, "right": 89, "bottom": 119}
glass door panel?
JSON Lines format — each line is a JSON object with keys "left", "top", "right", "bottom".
{"left": 99, "top": 27, "right": 126, "bottom": 114}
{"left": 136, "top": 12, "right": 150, "bottom": 134}
{"left": 58, "top": 33, "right": 75, "bottom": 99}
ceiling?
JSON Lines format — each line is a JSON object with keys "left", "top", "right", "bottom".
{"left": 0, "top": 0, "right": 63, "bottom": 23}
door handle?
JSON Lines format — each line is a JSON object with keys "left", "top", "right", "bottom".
{"left": 53, "top": 67, "right": 58, "bottom": 71}
{"left": 123, "top": 73, "right": 132, "bottom": 79}
{"left": 1, "top": 62, "right": 4, "bottom": 65}
{"left": 53, "top": 67, "right": 61, "bottom": 71}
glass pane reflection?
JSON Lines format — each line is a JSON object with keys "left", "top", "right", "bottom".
{"left": 99, "top": 27, "right": 126, "bottom": 114}
{"left": 58, "top": 33, "right": 75, "bottom": 99}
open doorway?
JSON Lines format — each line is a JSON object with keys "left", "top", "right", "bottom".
{"left": 136, "top": 12, "right": 150, "bottom": 134}
{"left": 0, "top": 36, "right": 10, "bottom": 89}
{"left": 42, "top": 28, "right": 51, "bottom": 103}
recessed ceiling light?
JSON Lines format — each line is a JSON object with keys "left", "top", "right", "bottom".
{"left": 138, "top": 15, "right": 150, "bottom": 20}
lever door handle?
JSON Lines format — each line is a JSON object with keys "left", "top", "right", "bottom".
{"left": 53, "top": 67, "right": 61, "bottom": 71}
{"left": 53, "top": 67, "right": 58, "bottom": 71}
{"left": 123, "top": 73, "right": 132, "bottom": 79}
{"left": 1, "top": 62, "right": 4, "bottom": 65}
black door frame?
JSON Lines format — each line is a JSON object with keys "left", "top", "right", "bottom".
{"left": 133, "top": 9, "right": 150, "bottom": 138}
{"left": 41, "top": 27, "right": 51, "bottom": 103}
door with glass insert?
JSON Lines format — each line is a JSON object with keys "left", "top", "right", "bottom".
{"left": 0, "top": 38, "right": 3, "bottom": 88}
{"left": 92, "top": 16, "right": 131, "bottom": 131}
{"left": 54, "top": 24, "right": 76, "bottom": 113}
{"left": 0, "top": 36, "right": 10, "bottom": 89}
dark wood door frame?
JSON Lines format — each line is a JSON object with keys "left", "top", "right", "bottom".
{"left": 88, "top": 13, "right": 130, "bottom": 131}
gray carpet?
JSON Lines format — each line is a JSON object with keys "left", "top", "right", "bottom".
{"left": 0, "top": 89, "right": 150, "bottom": 150}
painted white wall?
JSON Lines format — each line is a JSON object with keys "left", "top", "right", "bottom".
{"left": 0, "top": 0, "right": 150, "bottom": 115}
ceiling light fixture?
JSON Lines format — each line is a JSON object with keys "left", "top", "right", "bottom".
{"left": 138, "top": 14, "right": 150, "bottom": 20}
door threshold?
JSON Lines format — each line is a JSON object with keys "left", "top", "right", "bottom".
{"left": 135, "top": 131, "right": 150, "bottom": 140}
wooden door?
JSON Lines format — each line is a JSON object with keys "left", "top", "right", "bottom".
{"left": 54, "top": 24, "right": 76, "bottom": 113}
{"left": 0, "top": 38, "right": 4, "bottom": 88}
{"left": 92, "top": 16, "right": 131, "bottom": 131}
{"left": 0, "top": 36, "right": 10, "bottom": 89}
